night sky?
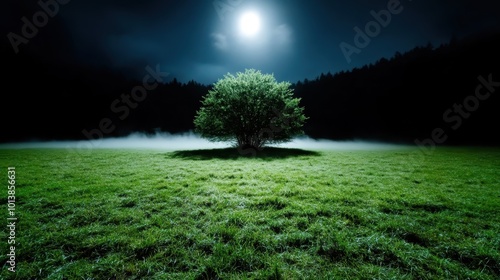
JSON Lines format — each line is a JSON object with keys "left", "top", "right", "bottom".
{"left": 5, "top": 0, "right": 500, "bottom": 85}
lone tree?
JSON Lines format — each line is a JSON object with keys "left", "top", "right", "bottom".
{"left": 194, "top": 69, "right": 307, "bottom": 150}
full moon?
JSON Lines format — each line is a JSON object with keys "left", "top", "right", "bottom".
{"left": 239, "top": 12, "right": 261, "bottom": 37}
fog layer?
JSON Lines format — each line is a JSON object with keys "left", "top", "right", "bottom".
{"left": 0, "top": 132, "right": 411, "bottom": 151}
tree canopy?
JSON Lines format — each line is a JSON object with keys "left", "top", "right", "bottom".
{"left": 194, "top": 69, "right": 307, "bottom": 150}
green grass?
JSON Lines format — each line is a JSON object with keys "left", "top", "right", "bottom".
{"left": 0, "top": 147, "right": 499, "bottom": 279}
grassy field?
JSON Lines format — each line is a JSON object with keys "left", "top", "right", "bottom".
{"left": 0, "top": 146, "right": 499, "bottom": 279}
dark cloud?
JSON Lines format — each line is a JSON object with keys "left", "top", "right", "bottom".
{"left": 5, "top": 0, "right": 500, "bottom": 84}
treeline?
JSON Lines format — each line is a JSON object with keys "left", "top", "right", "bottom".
{"left": 293, "top": 32, "right": 500, "bottom": 144}
{"left": 2, "top": 26, "right": 499, "bottom": 144}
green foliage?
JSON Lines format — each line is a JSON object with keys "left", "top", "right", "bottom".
{"left": 194, "top": 69, "right": 307, "bottom": 149}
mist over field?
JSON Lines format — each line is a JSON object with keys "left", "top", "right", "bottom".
{"left": 0, "top": 132, "right": 411, "bottom": 151}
